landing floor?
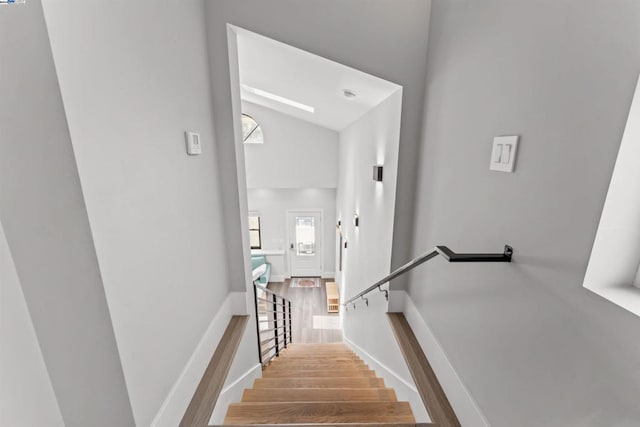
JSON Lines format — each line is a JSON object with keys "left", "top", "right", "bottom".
{"left": 267, "top": 278, "right": 342, "bottom": 343}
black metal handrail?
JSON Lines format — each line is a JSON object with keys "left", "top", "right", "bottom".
{"left": 343, "top": 245, "right": 513, "bottom": 308}
{"left": 253, "top": 283, "right": 292, "bottom": 366}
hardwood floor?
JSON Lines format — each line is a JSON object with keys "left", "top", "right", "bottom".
{"left": 180, "top": 315, "right": 248, "bottom": 427}
{"left": 387, "top": 313, "right": 460, "bottom": 427}
{"left": 267, "top": 278, "right": 342, "bottom": 343}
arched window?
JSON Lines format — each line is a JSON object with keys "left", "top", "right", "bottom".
{"left": 241, "top": 114, "right": 264, "bottom": 144}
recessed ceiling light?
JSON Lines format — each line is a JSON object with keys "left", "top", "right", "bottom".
{"left": 343, "top": 89, "right": 357, "bottom": 99}
{"left": 241, "top": 84, "right": 315, "bottom": 113}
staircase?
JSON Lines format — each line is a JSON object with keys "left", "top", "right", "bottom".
{"left": 223, "top": 343, "right": 416, "bottom": 425}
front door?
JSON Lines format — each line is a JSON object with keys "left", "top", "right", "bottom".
{"left": 288, "top": 211, "right": 322, "bottom": 277}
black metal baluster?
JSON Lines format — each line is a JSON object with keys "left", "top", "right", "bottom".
{"left": 288, "top": 300, "right": 292, "bottom": 343}
{"left": 282, "top": 296, "right": 288, "bottom": 349}
{"left": 272, "top": 293, "right": 279, "bottom": 358}
{"left": 252, "top": 284, "right": 262, "bottom": 366}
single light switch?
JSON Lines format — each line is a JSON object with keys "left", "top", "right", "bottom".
{"left": 492, "top": 144, "right": 503, "bottom": 163}
{"left": 185, "top": 131, "right": 202, "bottom": 155}
{"left": 490, "top": 135, "right": 519, "bottom": 172}
{"left": 502, "top": 144, "right": 511, "bottom": 164}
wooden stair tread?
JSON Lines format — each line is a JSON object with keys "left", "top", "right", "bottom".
{"left": 221, "top": 424, "right": 420, "bottom": 426}
{"left": 223, "top": 401, "right": 415, "bottom": 424}
{"left": 265, "top": 364, "right": 368, "bottom": 372}
{"left": 278, "top": 353, "right": 361, "bottom": 359}
{"left": 281, "top": 345, "right": 350, "bottom": 352}
{"left": 286, "top": 352, "right": 353, "bottom": 355}
{"left": 285, "top": 343, "right": 348, "bottom": 347}
{"left": 278, "top": 352, "right": 361, "bottom": 357}
{"left": 262, "top": 369, "right": 375, "bottom": 378}
{"left": 223, "top": 342, "right": 416, "bottom": 425}
{"left": 266, "top": 361, "right": 368, "bottom": 370}
{"left": 253, "top": 377, "right": 386, "bottom": 389}
{"left": 242, "top": 387, "right": 398, "bottom": 402}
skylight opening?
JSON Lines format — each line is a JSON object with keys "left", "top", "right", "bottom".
{"left": 241, "top": 84, "right": 315, "bottom": 113}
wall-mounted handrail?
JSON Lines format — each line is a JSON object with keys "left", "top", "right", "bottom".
{"left": 343, "top": 245, "right": 513, "bottom": 308}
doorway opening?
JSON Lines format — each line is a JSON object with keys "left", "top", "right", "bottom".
{"left": 288, "top": 210, "right": 323, "bottom": 277}
{"left": 227, "top": 25, "right": 403, "bottom": 345}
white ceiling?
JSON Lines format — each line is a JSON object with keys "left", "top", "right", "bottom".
{"left": 235, "top": 26, "right": 401, "bottom": 131}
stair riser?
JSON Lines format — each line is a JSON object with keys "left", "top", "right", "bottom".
{"left": 254, "top": 378, "right": 386, "bottom": 389}
{"left": 278, "top": 354, "right": 361, "bottom": 359}
{"left": 241, "top": 388, "right": 398, "bottom": 402}
{"left": 262, "top": 369, "right": 376, "bottom": 378}
{"left": 281, "top": 352, "right": 358, "bottom": 357}
{"left": 266, "top": 363, "right": 368, "bottom": 371}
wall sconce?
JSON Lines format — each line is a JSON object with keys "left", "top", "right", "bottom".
{"left": 372, "top": 165, "right": 383, "bottom": 182}
{"left": 353, "top": 214, "right": 359, "bottom": 227}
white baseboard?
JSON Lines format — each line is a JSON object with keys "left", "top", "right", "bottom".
{"left": 151, "top": 292, "right": 247, "bottom": 427}
{"left": 401, "top": 292, "right": 490, "bottom": 427}
{"left": 208, "top": 363, "right": 261, "bottom": 425}
{"left": 343, "top": 337, "right": 430, "bottom": 423}
{"left": 271, "top": 273, "right": 333, "bottom": 281}
{"left": 269, "top": 275, "right": 286, "bottom": 283}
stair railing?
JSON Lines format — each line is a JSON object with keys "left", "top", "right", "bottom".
{"left": 253, "top": 283, "right": 292, "bottom": 366}
{"left": 343, "top": 245, "right": 513, "bottom": 309}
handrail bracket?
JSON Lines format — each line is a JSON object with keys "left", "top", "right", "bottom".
{"left": 378, "top": 285, "right": 389, "bottom": 301}
{"left": 436, "top": 244, "right": 513, "bottom": 263}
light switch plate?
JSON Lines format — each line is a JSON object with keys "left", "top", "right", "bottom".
{"left": 490, "top": 135, "right": 519, "bottom": 172}
{"left": 185, "top": 131, "right": 202, "bottom": 155}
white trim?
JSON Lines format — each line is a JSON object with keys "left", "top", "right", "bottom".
{"left": 344, "top": 336, "right": 430, "bottom": 423}
{"left": 582, "top": 73, "right": 640, "bottom": 317}
{"left": 286, "top": 209, "right": 325, "bottom": 277}
{"left": 401, "top": 291, "right": 490, "bottom": 427}
{"left": 269, "top": 274, "right": 286, "bottom": 283}
{"left": 251, "top": 249, "right": 285, "bottom": 256}
{"left": 151, "top": 292, "right": 247, "bottom": 427}
{"left": 209, "top": 363, "right": 262, "bottom": 425}
{"left": 322, "top": 271, "right": 336, "bottom": 279}
{"left": 344, "top": 337, "right": 418, "bottom": 393}
{"left": 220, "top": 363, "right": 262, "bottom": 395}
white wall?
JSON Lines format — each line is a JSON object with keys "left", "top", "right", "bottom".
{"left": 243, "top": 101, "right": 339, "bottom": 188}
{"left": 42, "top": 1, "right": 240, "bottom": 425}
{"left": 0, "top": 1, "right": 134, "bottom": 425}
{"left": 407, "top": 1, "right": 640, "bottom": 425}
{"left": 336, "top": 91, "right": 414, "bottom": 416}
{"left": 337, "top": 91, "right": 402, "bottom": 296}
{"left": 0, "top": 220, "right": 64, "bottom": 427}
{"left": 584, "top": 75, "right": 640, "bottom": 314}
{"left": 248, "top": 188, "right": 337, "bottom": 278}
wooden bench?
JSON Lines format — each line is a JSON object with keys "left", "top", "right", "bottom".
{"left": 326, "top": 282, "right": 340, "bottom": 313}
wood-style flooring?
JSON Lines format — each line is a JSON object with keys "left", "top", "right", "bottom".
{"left": 267, "top": 278, "right": 342, "bottom": 343}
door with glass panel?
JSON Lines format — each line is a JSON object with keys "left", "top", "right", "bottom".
{"left": 287, "top": 211, "right": 322, "bottom": 277}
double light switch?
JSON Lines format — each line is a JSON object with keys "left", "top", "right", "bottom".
{"left": 490, "top": 135, "right": 519, "bottom": 172}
